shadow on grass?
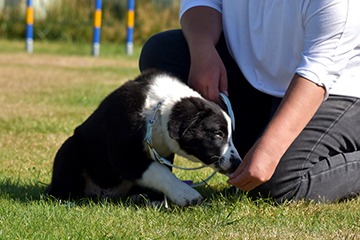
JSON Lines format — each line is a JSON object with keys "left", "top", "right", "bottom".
{"left": 0, "top": 177, "right": 48, "bottom": 202}
{"left": 0, "top": 176, "right": 251, "bottom": 209}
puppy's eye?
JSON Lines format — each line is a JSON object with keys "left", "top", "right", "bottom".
{"left": 214, "top": 130, "right": 224, "bottom": 140}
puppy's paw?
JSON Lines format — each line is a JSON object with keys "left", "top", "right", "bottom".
{"left": 166, "top": 182, "right": 203, "bottom": 207}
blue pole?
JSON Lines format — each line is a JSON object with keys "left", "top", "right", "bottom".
{"left": 126, "top": 0, "right": 135, "bottom": 55}
{"left": 26, "top": 0, "right": 34, "bottom": 53}
{"left": 92, "top": 0, "right": 102, "bottom": 56}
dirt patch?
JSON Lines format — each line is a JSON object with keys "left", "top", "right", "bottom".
{"left": 0, "top": 52, "right": 138, "bottom": 91}
{"left": 0, "top": 52, "right": 138, "bottom": 69}
{"left": 0, "top": 53, "right": 139, "bottom": 118}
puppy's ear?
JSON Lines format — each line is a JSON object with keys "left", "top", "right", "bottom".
{"left": 168, "top": 115, "right": 199, "bottom": 139}
{"left": 167, "top": 97, "right": 205, "bottom": 139}
{"left": 217, "top": 99, "right": 227, "bottom": 113}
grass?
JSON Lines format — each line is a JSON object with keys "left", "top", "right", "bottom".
{"left": 0, "top": 39, "right": 359, "bottom": 239}
{"left": 0, "top": 39, "right": 143, "bottom": 57}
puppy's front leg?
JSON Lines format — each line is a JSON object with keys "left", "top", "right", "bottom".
{"left": 136, "top": 162, "right": 203, "bottom": 206}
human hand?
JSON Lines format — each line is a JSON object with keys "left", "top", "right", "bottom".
{"left": 227, "top": 140, "right": 281, "bottom": 191}
{"left": 188, "top": 44, "right": 228, "bottom": 102}
{"left": 227, "top": 74, "right": 326, "bottom": 191}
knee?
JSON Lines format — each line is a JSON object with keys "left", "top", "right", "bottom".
{"left": 248, "top": 171, "right": 302, "bottom": 204}
{"left": 139, "top": 32, "right": 161, "bottom": 72}
{"left": 139, "top": 29, "right": 184, "bottom": 72}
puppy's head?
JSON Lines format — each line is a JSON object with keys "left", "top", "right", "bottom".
{"left": 168, "top": 97, "right": 241, "bottom": 175}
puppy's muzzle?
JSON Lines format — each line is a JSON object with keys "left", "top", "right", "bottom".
{"left": 216, "top": 93, "right": 241, "bottom": 175}
{"left": 216, "top": 154, "right": 242, "bottom": 175}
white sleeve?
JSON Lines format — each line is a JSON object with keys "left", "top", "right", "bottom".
{"left": 180, "top": 0, "right": 222, "bottom": 19}
{"left": 296, "top": 0, "right": 360, "bottom": 98}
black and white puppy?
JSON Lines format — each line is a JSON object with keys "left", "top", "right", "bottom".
{"left": 46, "top": 70, "right": 241, "bottom": 206}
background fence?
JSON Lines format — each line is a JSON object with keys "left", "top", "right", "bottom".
{"left": 0, "top": 0, "right": 180, "bottom": 47}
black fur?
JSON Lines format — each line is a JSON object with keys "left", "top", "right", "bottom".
{"left": 46, "top": 70, "right": 241, "bottom": 204}
{"left": 47, "top": 71, "right": 161, "bottom": 199}
{"left": 169, "top": 97, "right": 229, "bottom": 165}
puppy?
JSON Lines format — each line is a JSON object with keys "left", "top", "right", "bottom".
{"left": 46, "top": 70, "right": 241, "bottom": 206}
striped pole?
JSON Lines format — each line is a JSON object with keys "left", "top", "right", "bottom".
{"left": 26, "top": 0, "right": 34, "bottom": 53}
{"left": 92, "top": 0, "right": 102, "bottom": 57}
{"left": 126, "top": 0, "right": 135, "bottom": 56}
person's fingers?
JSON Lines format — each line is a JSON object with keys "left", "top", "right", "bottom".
{"left": 239, "top": 181, "right": 258, "bottom": 191}
{"left": 207, "top": 85, "right": 220, "bottom": 102}
{"left": 219, "top": 67, "right": 228, "bottom": 95}
{"left": 229, "top": 160, "right": 246, "bottom": 179}
{"left": 227, "top": 173, "right": 258, "bottom": 191}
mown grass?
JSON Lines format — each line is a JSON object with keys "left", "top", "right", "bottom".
{"left": 0, "top": 40, "right": 359, "bottom": 239}
{"left": 0, "top": 38, "right": 143, "bottom": 57}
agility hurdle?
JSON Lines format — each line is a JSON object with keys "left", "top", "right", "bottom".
{"left": 126, "top": 0, "right": 135, "bottom": 56}
{"left": 92, "top": 0, "right": 102, "bottom": 57}
{"left": 92, "top": 0, "right": 136, "bottom": 56}
{"left": 26, "top": 0, "right": 34, "bottom": 53}
{"left": 24, "top": 0, "right": 136, "bottom": 56}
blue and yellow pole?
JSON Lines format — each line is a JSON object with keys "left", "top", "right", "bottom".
{"left": 26, "top": 0, "right": 34, "bottom": 53}
{"left": 92, "top": 0, "right": 102, "bottom": 56}
{"left": 126, "top": 0, "right": 135, "bottom": 55}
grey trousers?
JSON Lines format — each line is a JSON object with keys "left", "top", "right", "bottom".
{"left": 139, "top": 29, "right": 360, "bottom": 203}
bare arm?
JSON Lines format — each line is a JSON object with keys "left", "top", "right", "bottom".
{"left": 228, "top": 74, "right": 326, "bottom": 190}
{"left": 180, "top": 7, "right": 227, "bottom": 102}
{"left": 181, "top": 6, "right": 222, "bottom": 52}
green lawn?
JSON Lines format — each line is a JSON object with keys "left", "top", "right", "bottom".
{"left": 0, "top": 40, "right": 359, "bottom": 239}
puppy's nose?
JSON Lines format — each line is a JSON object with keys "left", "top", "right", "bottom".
{"left": 227, "top": 156, "right": 241, "bottom": 174}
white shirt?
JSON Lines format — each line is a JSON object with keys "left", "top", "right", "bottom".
{"left": 180, "top": 0, "right": 360, "bottom": 99}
